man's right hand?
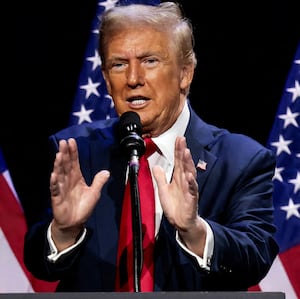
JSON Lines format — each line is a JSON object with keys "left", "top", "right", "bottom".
{"left": 49, "top": 138, "right": 110, "bottom": 251}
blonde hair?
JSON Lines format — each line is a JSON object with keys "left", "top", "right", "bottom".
{"left": 99, "top": 2, "right": 197, "bottom": 70}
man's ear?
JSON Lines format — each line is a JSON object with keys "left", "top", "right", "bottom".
{"left": 180, "top": 64, "right": 194, "bottom": 91}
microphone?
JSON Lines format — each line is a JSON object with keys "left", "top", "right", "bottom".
{"left": 118, "top": 111, "right": 145, "bottom": 171}
{"left": 118, "top": 111, "right": 145, "bottom": 291}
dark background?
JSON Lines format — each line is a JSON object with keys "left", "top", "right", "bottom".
{"left": 5, "top": 0, "right": 299, "bottom": 227}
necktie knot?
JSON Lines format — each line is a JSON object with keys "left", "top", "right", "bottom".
{"left": 144, "top": 138, "right": 157, "bottom": 158}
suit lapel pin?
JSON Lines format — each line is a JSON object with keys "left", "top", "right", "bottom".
{"left": 196, "top": 159, "right": 207, "bottom": 171}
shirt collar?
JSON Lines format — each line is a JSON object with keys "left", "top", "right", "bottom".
{"left": 152, "top": 101, "right": 190, "bottom": 165}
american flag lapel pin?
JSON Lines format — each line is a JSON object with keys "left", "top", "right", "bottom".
{"left": 196, "top": 159, "right": 207, "bottom": 171}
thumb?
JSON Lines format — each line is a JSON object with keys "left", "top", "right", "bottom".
{"left": 90, "top": 170, "right": 110, "bottom": 197}
{"left": 153, "top": 165, "right": 168, "bottom": 192}
{"left": 153, "top": 165, "right": 170, "bottom": 213}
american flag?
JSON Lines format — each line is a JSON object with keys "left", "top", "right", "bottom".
{"left": 69, "top": 0, "right": 160, "bottom": 126}
{"left": 251, "top": 43, "right": 300, "bottom": 298}
{"left": 0, "top": 148, "right": 57, "bottom": 292}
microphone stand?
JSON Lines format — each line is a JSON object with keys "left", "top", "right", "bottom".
{"left": 118, "top": 111, "right": 145, "bottom": 292}
{"left": 128, "top": 149, "right": 143, "bottom": 292}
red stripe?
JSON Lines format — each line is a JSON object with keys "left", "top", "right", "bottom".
{"left": 279, "top": 245, "right": 300, "bottom": 298}
{"left": 0, "top": 174, "right": 29, "bottom": 273}
{"left": 0, "top": 174, "right": 58, "bottom": 292}
{"left": 248, "top": 284, "right": 261, "bottom": 291}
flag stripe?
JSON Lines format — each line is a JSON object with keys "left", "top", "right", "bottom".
{"left": 0, "top": 148, "right": 58, "bottom": 292}
{"left": 0, "top": 162, "right": 36, "bottom": 292}
{"left": 0, "top": 173, "right": 29, "bottom": 274}
{"left": 279, "top": 245, "right": 300, "bottom": 296}
{"left": 0, "top": 228, "right": 33, "bottom": 293}
{"left": 259, "top": 255, "right": 298, "bottom": 299}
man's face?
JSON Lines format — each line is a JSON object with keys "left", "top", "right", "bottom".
{"left": 102, "top": 26, "right": 193, "bottom": 137}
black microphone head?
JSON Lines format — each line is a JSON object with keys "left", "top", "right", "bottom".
{"left": 118, "top": 111, "right": 143, "bottom": 138}
{"left": 118, "top": 111, "right": 145, "bottom": 159}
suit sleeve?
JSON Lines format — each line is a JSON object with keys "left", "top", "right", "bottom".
{"left": 204, "top": 137, "right": 279, "bottom": 289}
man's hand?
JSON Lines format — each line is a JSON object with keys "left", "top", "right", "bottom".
{"left": 50, "top": 138, "right": 110, "bottom": 251}
{"left": 153, "top": 136, "right": 206, "bottom": 256}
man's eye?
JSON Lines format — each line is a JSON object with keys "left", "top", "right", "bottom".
{"left": 144, "top": 58, "right": 159, "bottom": 66}
{"left": 111, "top": 62, "right": 126, "bottom": 71}
{"left": 112, "top": 62, "right": 125, "bottom": 68}
{"left": 146, "top": 58, "right": 157, "bottom": 63}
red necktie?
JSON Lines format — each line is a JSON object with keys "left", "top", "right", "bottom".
{"left": 115, "top": 138, "right": 156, "bottom": 292}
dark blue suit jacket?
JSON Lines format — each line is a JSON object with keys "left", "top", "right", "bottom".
{"left": 24, "top": 105, "right": 279, "bottom": 291}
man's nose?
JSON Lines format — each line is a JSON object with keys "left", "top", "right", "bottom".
{"left": 126, "top": 62, "right": 145, "bottom": 87}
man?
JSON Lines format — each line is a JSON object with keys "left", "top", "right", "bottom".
{"left": 24, "top": 2, "right": 279, "bottom": 292}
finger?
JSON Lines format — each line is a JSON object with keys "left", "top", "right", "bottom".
{"left": 67, "top": 138, "right": 80, "bottom": 170}
{"left": 55, "top": 141, "right": 69, "bottom": 185}
{"left": 55, "top": 139, "right": 71, "bottom": 177}
{"left": 185, "top": 171, "right": 199, "bottom": 198}
{"left": 60, "top": 139, "right": 73, "bottom": 174}
{"left": 190, "top": 180, "right": 199, "bottom": 199}
{"left": 183, "top": 147, "right": 197, "bottom": 177}
{"left": 51, "top": 139, "right": 72, "bottom": 188}
{"left": 152, "top": 165, "right": 169, "bottom": 203}
{"left": 174, "top": 137, "right": 186, "bottom": 172}
{"left": 90, "top": 170, "right": 110, "bottom": 199}
{"left": 53, "top": 150, "right": 64, "bottom": 184}
{"left": 50, "top": 172, "right": 60, "bottom": 197}
{"left": 58, "top": 139, "right": 69, "bottom": 157}
{"left": 153, "top": 164, "right": 167, "bottom": 183}
{"left": 173, "top": 137, "right": 190, "bottom": 186}
{"left": 175, "top": 136, "right": 197, "bottom": 178}
{"left": 56, "top": 138, "right": 80, "bottom": 180}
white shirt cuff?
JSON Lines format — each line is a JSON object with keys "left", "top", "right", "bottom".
{"left": 176, "top": 220, "right": 214, "bottom": 271}
{"left": 47, "top": 222, "right": 87, "bottom": 263}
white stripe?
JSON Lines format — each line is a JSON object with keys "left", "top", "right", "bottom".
{"left": 2, "top": 169, "right": 21, "bottom": 204}
{"left": 259, "top": 255, "right": 297, "bottom": 299}
{"left": 0, "top": 228, "right": 34, "bottom": 293}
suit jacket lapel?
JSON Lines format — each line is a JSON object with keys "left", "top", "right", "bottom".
{"left": 185, "top": 107, "right": 218, "bottom": 194}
